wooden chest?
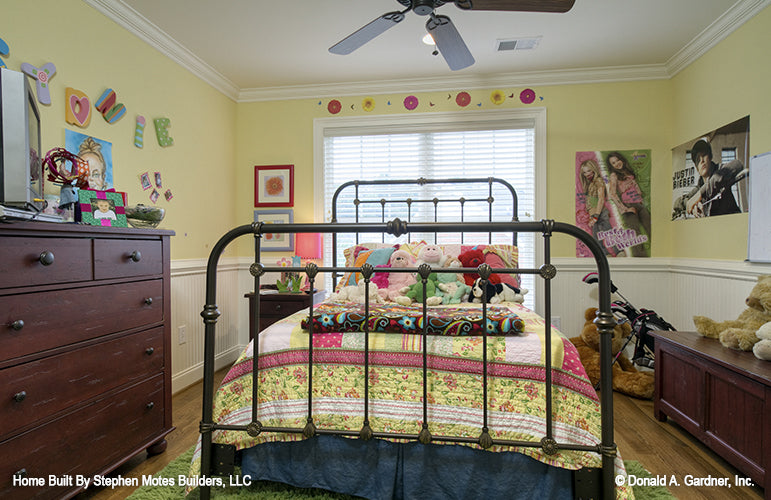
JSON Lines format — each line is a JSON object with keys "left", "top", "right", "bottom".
{"left": 0, "top": 221, "right": 175, "bottom": 499}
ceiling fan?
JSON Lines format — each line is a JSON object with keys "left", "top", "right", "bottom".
{"left": 329, "top": 0, "right": 576, "bottom": 71}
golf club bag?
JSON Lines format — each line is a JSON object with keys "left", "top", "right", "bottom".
{"left": 582, "top": 272, "right": 676, "bottom": 369}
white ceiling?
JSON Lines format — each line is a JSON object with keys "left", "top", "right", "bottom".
{"left": 88, "top": 0, "right": 768, "bottom": 101}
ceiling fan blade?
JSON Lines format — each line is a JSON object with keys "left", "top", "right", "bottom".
{"left": 426, "top": 14, "right": 475, "bottom": 71}
{"left": 329, "top": 11, "right": 406, "bottom": 55}
{"left": 454, "top": 0, "right": 575, "bottom": 13}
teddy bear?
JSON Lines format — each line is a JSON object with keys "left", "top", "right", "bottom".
{"left": 568, "top": 307, "right": 654, "bottom": 399}
{"left": 693, "top": 274, "right": 771, "bottom": 352}
{"left": 375, "top": 250, "right": 417, "bottom": 302}
{"left": 330, "top": 281, "right": 384, "bottom": 304}
{"left": 458, "top": 247, "right": 502, "bottom": 286}
{"left": 753, "top": 322, "right": 771, "bottom": 361}
{"left": 416, "top": 244, "right": 447, "bottom": 268}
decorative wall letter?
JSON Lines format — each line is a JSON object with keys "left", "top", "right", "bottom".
{"left": 65, "top": 88, "right": 92, "bottom": 127}
{"left": 94, "top": 88, "right": 126, "bottom": 124}
{"left": 0, "top": 37, "right": 9, "bottom": 68}
{"left": 154, "top": 117, "right": 173, "bottom": 147}
{"left": 20, "top": 61, "right": 56, "bottom": 104}
{"left": 134, "top": 115, "right": 145, "bottom": 148}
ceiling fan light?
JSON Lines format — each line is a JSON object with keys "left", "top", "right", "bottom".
{"left": 422, "top": 33, "right": 436, "bottom": 45}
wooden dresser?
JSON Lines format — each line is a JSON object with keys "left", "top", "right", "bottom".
{"left": 0, "top": 221, "right": 175, "bottom": 499}
{"left": 652, "top": 330, "right": 770, "bottom": 499}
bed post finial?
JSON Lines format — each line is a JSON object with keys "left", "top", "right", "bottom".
{"left": 387, "top": 217, "right": 408, "bottom": 237}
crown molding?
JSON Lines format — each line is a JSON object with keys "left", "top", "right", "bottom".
{"left": 237, "top": 64, "right": 670, "bottom": 102}
{"left": 84, "top": 0, "right": 240, "bottom": 101}
{"left": 666, "top": 0, "right": 771, "bottom": 76}
{"left": 89, "top": 0, "right": 767, "bottom": 103}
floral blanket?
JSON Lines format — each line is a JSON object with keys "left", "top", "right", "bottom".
{"left": 188, "top": 301, "right": 631, "bottom": 498}
{"left": 301, "top": 302, "right": 526, "bottom": 336}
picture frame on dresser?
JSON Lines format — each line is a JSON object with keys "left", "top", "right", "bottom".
{"left": 78, "top": 189, "right": 128, "bottom": 227}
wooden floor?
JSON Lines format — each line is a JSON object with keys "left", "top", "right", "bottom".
{"left": 77, "top": 370, "right": 764, "bottom": 500}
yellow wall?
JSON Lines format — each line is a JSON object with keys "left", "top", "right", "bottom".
{"left": 6, "top": 1, "right": 768, "bottom": 262}
{"left": 669, "top": 5, "right": 771, "bottom": 260}
{"left": 236, "top": 82, "right": 674, "bottom": 258}
{"left": 3, "top": 0, "right": 239, "bottom": 259}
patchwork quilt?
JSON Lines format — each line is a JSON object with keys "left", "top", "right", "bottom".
{"left": 188, "top": 301, "right": 632, "bottom": 498}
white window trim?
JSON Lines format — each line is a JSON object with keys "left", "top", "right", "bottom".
{"left": 312, "top": 107, "right": 548, "bottom": 315}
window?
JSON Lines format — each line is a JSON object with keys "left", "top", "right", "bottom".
{"left": 313, "top": 109, "right": 546, "bottom": 311}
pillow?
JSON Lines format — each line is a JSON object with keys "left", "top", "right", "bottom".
{"left": 335, "top": 241, "right": 520, "bottom": 291}
{"left": 336, "top": 244, "right": 397, "bottom": 291}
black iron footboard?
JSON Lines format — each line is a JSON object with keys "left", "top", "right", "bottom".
{"left": 198, "top": 218, "right": 616, "bottom": 499}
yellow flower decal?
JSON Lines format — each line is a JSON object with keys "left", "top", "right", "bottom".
{"left": 490, "top": 90, "right": 505, "bottom": 105}
{"left": 362, "top": 97, "right": 375, "bottom": 112}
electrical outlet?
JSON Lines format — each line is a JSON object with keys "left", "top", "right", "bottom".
{"left": 178, "top": 325, "right": 187, "bottom": 344}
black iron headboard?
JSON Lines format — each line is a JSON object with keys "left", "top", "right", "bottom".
{"left": 329, "top": 177, "right": 519, "bottom": 289}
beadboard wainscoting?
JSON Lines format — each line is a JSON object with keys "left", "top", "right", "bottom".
{"left": 167, "top": 257, "right": 771, "bottom": 393}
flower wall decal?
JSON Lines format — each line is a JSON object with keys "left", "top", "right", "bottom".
{"left": 403, "top": 95, "right": 419, "bottom": 110}
{"left": 362, "top": 97, "right": 375, "bottom": 112}
{"left": 490, "top": 90, "right": 505, "bottom": 105}
{"left": 520, "top": 88, "right": 536, "bottom": 104}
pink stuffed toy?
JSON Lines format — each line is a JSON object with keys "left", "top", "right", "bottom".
{"left": 416, "top": 244, "right": 446, "bottom": 267}
{"left": 377, "top": 250, "right": 416, "bottom": 301}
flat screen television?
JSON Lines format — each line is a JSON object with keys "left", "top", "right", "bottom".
{"left": 0, "top": 67, "right": 43, "bottom": 212}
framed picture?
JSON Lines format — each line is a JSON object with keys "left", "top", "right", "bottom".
{"left": 255, "top": 165, "right": 294, "bottom": 207}
{"left": 254, "top": 209, "right": 294, "bottom": 251}
{"left": 79, "top": 189, "right": 128, "bottom": 227}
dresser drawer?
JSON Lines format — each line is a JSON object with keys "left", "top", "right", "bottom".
{"left": 0, "top": 237, "right": 92, "bottom": 289}
{"left": 1, "top": 280, "right": 163, "bottom": 363}
{"left": 1, "top": 327, "right": 164, "bottom": 437}
{"left": 0, "top": 374, "right": 166, "bottom": 500}
{"left": 94, "top": 239, "right": 163, "bottom": 280}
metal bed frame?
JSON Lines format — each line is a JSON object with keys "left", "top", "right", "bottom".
{"left": 198, "top": 178, "right": 617, "bottom": 499}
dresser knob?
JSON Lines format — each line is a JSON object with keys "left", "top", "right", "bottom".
{"left": 14, "top": 468, "right": 27, "bottom": 479}
{"left": 129, "top": 250, "right": 142, "bottom": 262}
{"left": 38, "top": 251, "right": 55, "bottom": 266}
{"left": 10, "top": 320, "right": 24, "bottom": 331}
{"left": 275, "top": 304, "right": 282, "bottom": 311}
{"left": 145, "top": 402, "right": 155, "bottom": 410}
{"left": 13, "top": 391, "right": 27, "bottom": 402}
{"left": 145, "top": 347, "right": 155, "bottom": 355}
{"left": 144, "top": 297, "right": 153, "bottom": 305}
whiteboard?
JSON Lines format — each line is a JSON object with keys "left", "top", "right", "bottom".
{"left": 748, "top": 151, "right": 771, "bottom": 262}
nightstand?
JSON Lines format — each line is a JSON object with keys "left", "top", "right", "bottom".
{"left": 245, "top": 290, "right": 324, "bottom": 340}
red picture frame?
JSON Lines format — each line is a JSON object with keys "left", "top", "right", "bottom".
{"left": 254, "top": 165, "right": 294, "bottom": 207}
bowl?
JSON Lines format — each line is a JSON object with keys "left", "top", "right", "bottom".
{"left": 125, "top": 204, "right": 165, "bottom": 229}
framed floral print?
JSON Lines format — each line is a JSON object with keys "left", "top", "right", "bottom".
{"left": 254, "top": 209, "right": 294, "bottom": 251}
{"left": 254, "top": 165, "right": 294, "bottom": 207}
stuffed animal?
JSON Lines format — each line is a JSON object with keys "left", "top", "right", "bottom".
{"left": 468, "top": 279, "right": 524, "bottom": 304}
{"left": 437, "top": 280, "right": 471, "bottom": 304}
{"left": 458, "top": 247, "right": 501, "bottom": 286}
{"left": 395, "top": 272, "right": 443, "bottom": 306}
{"left": 416, "top": 244, "right": 446, "bottom": 268}
{"left": 568, "top": 308, "right": 654, "bottom": 399}
{"left": 753, "top": 322, "right": 771, "bottom": 361}
{"left": 330, "top": 281, "right": 384, "bottom": 304}
{"left": 376, "top": 250, "right": 416, "bottom": 302}
{"left": 693, "top": 275, "right": 771, "bottom": 352}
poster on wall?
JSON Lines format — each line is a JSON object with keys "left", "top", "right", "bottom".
{"left": 671, "top": 115, "right": 749, "bottom": 220}
{"left": 575, "top": 150, "right": 652, "bottom": 257}
{"left": 65, "top": 129, "right": 113, "bottom": 191}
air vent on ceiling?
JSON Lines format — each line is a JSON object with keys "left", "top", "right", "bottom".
{"left": 496, "top": 37, "right": 541, "bottom": 52}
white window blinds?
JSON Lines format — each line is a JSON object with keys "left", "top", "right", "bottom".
{"left": 317, "top": 112, "right": 539, "bottom": 309}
